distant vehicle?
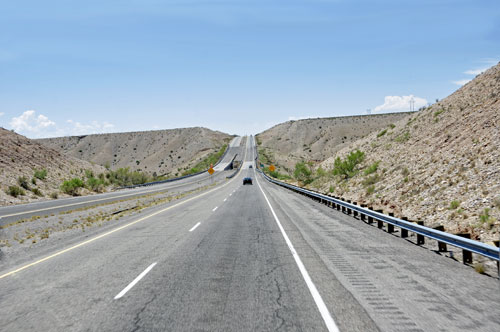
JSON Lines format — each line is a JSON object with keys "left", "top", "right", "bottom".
{"left": 249, "top": 165, "right": 253, "bottom": 168}
{"left": 243, "top": 177, "right": 253, "bottom": 185}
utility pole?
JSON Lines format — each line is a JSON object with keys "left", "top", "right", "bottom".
{"left": 409, "top": 96, "right": 415, "bottom": 112}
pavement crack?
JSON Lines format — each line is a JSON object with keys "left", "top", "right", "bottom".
{"left": 131, "top": 293, "right": 157, "bottom": 332}
{"left": 273, "top": 277, "right": 286, "bottom": 331}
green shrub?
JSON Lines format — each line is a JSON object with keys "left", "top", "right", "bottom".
{"left": 32, "top": 188, "right": 43, "bottom": 196}
{"left": 389, "top": 123, "right": 396, "bottom": 129}
{"left": 269, "top": 170, "right": 292, "bottom": 180}
{"left": 107, "top": 168, "right": 151, "bottom": 186}
{"left": 332, "top": 150, "right": 365, "bottom": 179}
{"left": 366, "top": 185, "right": 375, "bottom": 195}
{"left": 362, "top": 174, "right": 380, "bottom": 186}
{"left": 294, "top": 162, "right": 313, "bottom": 184}
{"left": 60, "top": 178, "right": 85, "bottom": 196}
{"left": 364, "top": 161, "right": 380, "bottom": 175}
{"left": 377, "top": 129, "right": 387, "bottom": 138}
{"left": 449, "top": 200, "right": 460, "bottom": 210}
{"left": 17, "top": 176, "right": 30, "bottom": 190}
{"left": 7, "top": 186, "right": 25, "bottom": 197}
{"left": 479, "top": 208, "right": 491, "bottom": 224}
{"left": 86, "top": 177, "right": 106, "bottom": 192}
{"left": 84, "top": 169, "right": 94, "bottom": 179}
{"left": 31, "top": 177, "right": 37, "bottom": 185}
{"left": 34, "top": 169, "right": 47, "bottom": 180}
{"left": 329, "top": 186, "right": 334, "bottom": 193}
{"left": 395, "top": 132, "right": 410, "bottom": 143}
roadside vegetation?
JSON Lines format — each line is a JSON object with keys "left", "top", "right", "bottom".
{"left": 182, "top": 144, "right": 227, "bottom": 176}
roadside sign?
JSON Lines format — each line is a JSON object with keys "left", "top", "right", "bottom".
{"left": 269, "top": 165, "right": 276, "bottom": 172}
{"left": 208, "top": 167, "right": 215, "bottom": 175}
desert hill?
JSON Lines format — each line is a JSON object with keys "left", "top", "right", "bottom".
{"left": 0, "top": 128, "right": 106, "bottom": 205}
{"left": 37, "top": 127, "right": 233, "bottom": 177}
{"left": 256, "top": 112, "right": 411, "bottom": 173}
{"left": 258, "top": 62, "right": 500, "bottom": 244}
{"left": 317, "top": 63, "right": 500, "bottom": 243}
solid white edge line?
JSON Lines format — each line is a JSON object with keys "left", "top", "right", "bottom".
{"left": 223, "top": 198, "right": 227, "bottom": 202}
{"left": 114, "top": 262, "right": 157, "bottom": 300}
{"left": 255, "top": 176, "right": 340, "bottom": 332}
{"left": 189, "top": 222, "right": 201, "bottom": 232}
{"left": 212, "top": 206, "right": 218, "bottom": 212}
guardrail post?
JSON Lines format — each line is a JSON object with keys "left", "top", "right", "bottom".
{"left": 367, "top": 207, "right": 374, "bottom": 224}
{"left": 456, "top": 233, "right": 473, "bottom": 264}
{"left": 341, "top": 204, "right": 346, "bottom": 213}
{"left": 337, "top": 202, "right": 341, "bottom": 211}
{"left": 360, "top": 204, "right": 366, "bottom": 221}
{"left": 353, "top": 202, "right": 358, "bottom": 217}
{"left": 416, "top": 221, "right": 425, "bottom": 244}
{"left": 346, "top": 200, "right": 352, "bottom": 215}
{"left": 376, "top": 209, "right": 384, "bottom": 229}
{"left": 387, "top": 213, "right": 395, "bottom": 233}
{"left": 401, "top": 217, "right": 409, "bottom": 238}
{"left": 494, "top": 241, "right": 499, "bottom": 276}
{"left": 433, "top": 225, "right": 447, "bottom": 252}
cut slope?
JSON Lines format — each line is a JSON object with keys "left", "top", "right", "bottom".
{"left": 256, "top": 113, "right": 411, "bottom": 173}
{"left": 37, "top": 127, "right": 233, "bottom": 177}
{"left": 318, "top": 63, "right": 500, "bottom": 243}
{"left": 0, "top": 128, "right": 106, "bottom": 206}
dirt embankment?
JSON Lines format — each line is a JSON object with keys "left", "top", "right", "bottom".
{"left": 37, "top": 127, "right": 233, "bottom": 177}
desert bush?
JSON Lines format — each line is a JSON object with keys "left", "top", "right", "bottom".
{"left": 17, "top": 176, "right": 29, "bottom": 190}
{"left": 31, "top": 177, "right": 37, "bottom": 185}
{"left": 479, "top": 208, "right": 491, "bottom": 224}
{"left": 366, "top": 185, "right": 375, "bottom": 195}
{"left": 364, "top": 161, "right": 380, "bottom": 175}
{"left": 50, "top": 192, "right": 58, "bottom": 199}
{"left": 107, "top": 168, "right": 150, "bottom": 186}
{"left": 332, "top": 150, "right": 365, "bottom": 179}
{"left": 269, "top": 170, "right": 292, "bottom": 180}
{"left": 449, "top": 200, "right": 460, "bottom": 210}
{"left": 377, "top": 129, "right": 387, "bottom": 138}
{"left": 32, "top": 188, "right": 43, "bottom": 196}
{"left": 86, "top": 177, "right": 106, "bottom": 192}
{"left": 395, "top": 132, "right": 410, "bottom": 143}
{"left": 294, "top": 162, "right": 313, "bottom": 184}
{"left": 7, "top": 186, "right": 25, "bottom": 197}
{"left": 34, "top": 169, "right": 47, "bottom": 180}
{"left": 362, "top": 174, "right": 380, "bottom": 186}
{"left": 60, "top": 178, "right": 85, "bottom": 196}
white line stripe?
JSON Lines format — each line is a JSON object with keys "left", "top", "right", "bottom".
{"left": 212, "top": 206, "right": 218, "bottom": 212}
{"left": 223, "top": 198, "right": 227, "bottom": 202}
{"left": 255, "top": 177, "right": 340, "bottom": 332}
{"left": 189, "top": 222, "right": 201, "bottom": 232}
{"left": 114, "top": 262, "right": 157, "bottom": 300}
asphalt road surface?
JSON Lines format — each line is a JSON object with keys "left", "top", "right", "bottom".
{"left": 0, "top": 136, "right": 498, "bottom": 331}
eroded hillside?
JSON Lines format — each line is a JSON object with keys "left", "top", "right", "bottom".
{"left": 256, "top": 113, "right": 411, "bottom": 173}
{"left": 0, "top": 128, "right": 106, "bottom": 206}
{"left": 37, "top": 127, "right": 233, "bottom": 177}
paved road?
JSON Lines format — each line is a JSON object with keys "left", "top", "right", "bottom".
{"left": 0, "top": 137, "right": 243, "bottom": 225}
{"left": 0, "top": 136, "right": 498, "bottom": 331}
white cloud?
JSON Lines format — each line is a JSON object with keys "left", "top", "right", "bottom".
{"left": 373, "top": 95, "right": 427, "bottom": 113}
{"left": 0, "top": 112, "right": 4, "bottom": 117}
{"left": 452, "top": 79, "right": 471, "bottom": 86}
{"left": 66, "top": 120, "right": 115, "bottom": 135}
{"left": 9, "top": 110, "right": 115, "bottom": 138}
{"left": 464, "top": 68, "right": 486, "bottom": 75}
{"left": 10, "top": 110, "right": 56, "bottom": 137}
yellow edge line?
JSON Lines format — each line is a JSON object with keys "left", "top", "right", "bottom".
{"left": 0, "top": 156, "right": 246, "bottom": 280}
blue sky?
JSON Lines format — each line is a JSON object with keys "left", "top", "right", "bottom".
{"left": 1, "top": 0, "right": 499, "bottom": 137}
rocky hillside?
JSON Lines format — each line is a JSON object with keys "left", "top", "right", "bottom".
{"left": 256, "top": 113, "right": 411, "bottom": 173}
{"left": 0, "top": 128, "right": 106, "bottom": 206}
{"left": 313, "top": 63, "right": 499, "bottom": 244}
{"left": 37, "top": 127, "right": 233, "bottom": 177}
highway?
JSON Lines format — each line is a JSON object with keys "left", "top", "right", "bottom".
{"left": 0, "top": 136, "right": 498, "bottom": 331}
{"left": 0, "top": 137, "right": 243, "bottom": 226}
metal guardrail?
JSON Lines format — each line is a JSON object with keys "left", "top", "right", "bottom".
{"left": 119, "top": 143, "right": 232, "bottom": 189}
{"left": 258, "top": 170, "right": 500, "bottom": 263}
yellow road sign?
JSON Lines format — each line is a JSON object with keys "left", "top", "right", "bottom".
{"left": 208, "top": 167, "right": 215, "bottom": 175}
{"left": 269, "top": 165, "right": 276, "bottom": 172}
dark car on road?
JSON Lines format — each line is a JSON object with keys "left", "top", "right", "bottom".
{"left": 249, "top": 165, "right": 253, "bottom": 168}
{"left": 243, "top": 177, "right": 253, "bottom": 185}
